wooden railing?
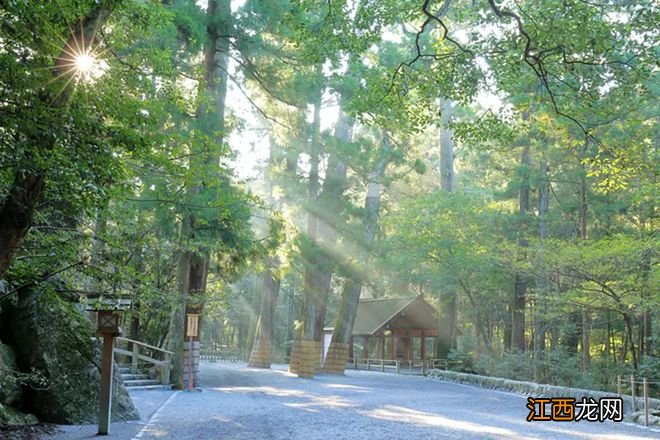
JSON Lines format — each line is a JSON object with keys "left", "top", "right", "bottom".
{"left": 114, "top": 337, "right": 172, "bottom": 385}
{"left": 200, "top": 348, "right": 241, "bottom": 363}
{"left": 348, "top": 358, "right": 453, "bottom": 375}
{"left": 351, "top": 358, "right": 402, "bottom": 374}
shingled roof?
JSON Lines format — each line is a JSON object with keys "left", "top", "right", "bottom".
{"left": 352, "top": 296, "right": 436, "bottom": 336}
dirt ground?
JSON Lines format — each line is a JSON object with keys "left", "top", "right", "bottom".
{"left": 0, "top": 423, "right": 60, "bottom": 439}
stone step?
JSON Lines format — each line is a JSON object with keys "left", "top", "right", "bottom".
{"left": 121, "top": 373, "right": 149, "bottom": 381}
{"left": 127, "top": 384, "right": 172, "bottom": 391}
{"left": 124, "top": 379, "right": 161, "bottom": 387}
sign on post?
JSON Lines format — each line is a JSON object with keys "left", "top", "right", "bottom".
{"left": 186, "top": 313, "right": 200, "bottom": 338}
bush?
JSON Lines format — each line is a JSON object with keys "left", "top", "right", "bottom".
{"left": 474, "top": 351, "right": 534, "bottom": 381}
{"left": 540, "top": 347, "right": 582, "bottom": 387}
{"left": 638, "top": 356, "right": 660, "bottom": 394}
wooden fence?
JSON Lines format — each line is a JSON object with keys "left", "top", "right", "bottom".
{"left": 617, "top": 375, "right": 659, "bottom": 427}
{"left": 199, "top": 348, "right": 241, "bottom": 363}
{"left": 347, "top": 358, "right": 454, "bottom": 375}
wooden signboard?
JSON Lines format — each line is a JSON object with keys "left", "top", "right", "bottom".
{"left": 186, "top": 314, "right": 200, "bottom": 338}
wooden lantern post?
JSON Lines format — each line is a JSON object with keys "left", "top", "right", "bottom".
{"left": 96, "top": 310, "right": 121, "bottom": 436}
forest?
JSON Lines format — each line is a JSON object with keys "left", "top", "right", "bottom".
{"left": 0, "top": 0, "right": 657, "bottom": 424}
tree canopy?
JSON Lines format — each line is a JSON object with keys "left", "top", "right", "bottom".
{"left": 0, "top": 0, "right": 657, "bottom": 404}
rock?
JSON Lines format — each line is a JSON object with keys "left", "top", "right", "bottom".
{"left": 7, "top": 287, "right": 139, "bottom": 424}
{"left": 0, "top": 402, "right": 38, "bottom": 426}
{"left": 0, "top": 343, "right": 22, "bottom": 406}
{"left": 0, "top": 341, "right": 38, "bottom": 426}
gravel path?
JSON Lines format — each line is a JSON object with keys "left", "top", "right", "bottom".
{"left": 128, "top": 362, "right": 658, "bottom": 440}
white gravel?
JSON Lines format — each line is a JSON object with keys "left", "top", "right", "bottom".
{"left": 125, "top": 362, "right": 659, "bottom": 440}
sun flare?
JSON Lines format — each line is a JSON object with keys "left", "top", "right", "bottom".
{"left": 69, "top": 49, "right": 107, "bottom": 83}
{"left": 75, "top": 53, "right": 95, "bottom": 73}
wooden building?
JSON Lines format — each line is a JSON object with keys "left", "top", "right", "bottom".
{"left": 345, "top": 295, "right": 438, "bottom": 362}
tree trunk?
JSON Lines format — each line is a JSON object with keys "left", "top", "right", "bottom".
{"left": 168, "top": 0, "right": 231, "bottom": 388}
{"left": 311, "top": 113, "right": 354, "bottom": 344}
{"left": 248, "top": 257, "right": 281, "bottom": 368}
{"left": 291, "top": 82, "right": 324, "bottom": 378}
{"left": 289, "top": 108, "right": 354, "bottom": 376}
{"left": 534, "top": 159, "right": 549, "bottom": 380}
{"left": 504, "top": 306, "right": 512, "bottom": 351}
{"left": 322, "top": 134, "right": 390, "bottom": 374}
{"left": 641, "top": 247, "right": 653, "bottom": 357}
{"left": 511, "top": 143, "right": 530, "bottom": 352}
{"left": 436, "top": 98, "right": 458, "bottom": 359}
{"left": 623, "top": 312, "right": 638, "bottom": 369}
{"left": 0, "top": 172, "right": 45, "bottom": 276}
{"left": 168, "top": 247, "right": 191, "bottom": 388}
{"left": 578, "top": 160, "right": 591, "bottom": 371}
{"left": 581, "top": 308, "right": 591, "bottom": 371}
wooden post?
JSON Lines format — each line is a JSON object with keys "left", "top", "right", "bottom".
{"left": 392, "top": 334, "right": 397, "bottom": 360}
{"left": 643, "top": 377, "right": 649, "bottom": 427}
{"left": 363, "top": 336, "right": 369, "bottom": 359}
{"left": 631, "top": 374, "right": 636, "bottom": 412}
{"left": 395, "top": 360, "right": 399, "bottom": 375}
{"left": 421, "top": 332, "right": 426, "bottom": 361}
{"left": 98, "top": 335, "right": 114, "bottom": 435}
{"left": 131, "top": 341, "right": 139, "bottom": 374}
{"left": 617, "top": 375, "right": 621, "bottom": 396}
{"left": 406, "top": 331, "right": 412, "bottom": 361}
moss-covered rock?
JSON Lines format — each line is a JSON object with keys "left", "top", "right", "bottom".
{"left": 7, "top": 287, "right": 138, "bottom": 424}
{"left": 0, "top": 342, "right": 22, "bottom": 406}
{"left": 0, "top": 402, "right": 37, "bottom": 426}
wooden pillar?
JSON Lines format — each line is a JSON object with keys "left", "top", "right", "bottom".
{"left": 378, "top": 331, "right": 385, "bottom": 359}
{"left": 406, "top": 331, "right": 412, "bottom": 361}
{"left": 421, "top": 331, "right": 426, "bottom": 361}
{"left": 392, "top": 332, "right": 397, "bottom": 360}
{"left": 98, "top": 335, "right": 114, "bottom": 435}
{"left": 349, "top": 336, "right": 354, "bottom": 360}
{"left": 363, "top": 336, "right": 369, "bottom": 359}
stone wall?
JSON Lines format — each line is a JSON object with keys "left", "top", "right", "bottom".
{"left": 427, "top": 369, "right": 660, "bottom": 426}
{"left": 183, "top": 340, "right": 200, "bottom": 388}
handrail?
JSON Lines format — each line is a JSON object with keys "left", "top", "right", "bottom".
{"left": 113, "top": 348, "right": 169, "bottom": 366}
{"left": 114, "top": 337, "right": 171, "bottom": 386}
{"left": 116, "top": 337, "right": 173, "bottom": 355}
